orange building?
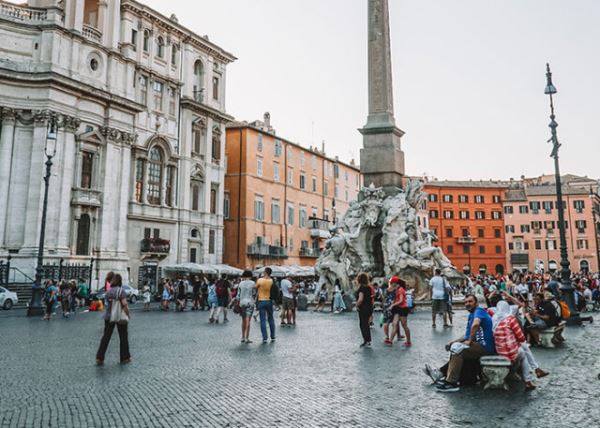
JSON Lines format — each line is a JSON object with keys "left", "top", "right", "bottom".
{"left": 424, "top": 181, "right": 508, "bottom": 275}
{"left": 223, "top": 115, "right": 361, "bottom": 269}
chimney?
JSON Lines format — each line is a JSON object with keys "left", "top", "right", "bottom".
{"left": 263, "top": 112, "right": 271, "bottom": 130}
{"left": 321, "top": 140, "right": 325, "bottom": 155}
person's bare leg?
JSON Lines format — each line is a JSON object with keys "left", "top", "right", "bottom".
{"left": 400, "top": 317, "right": 411, "bottom": 344}
{"left": 390, "top": 314, "right": 400, "bottom": 342}
{"left": 432, "top": 311, "right": 437, "bottom": 327}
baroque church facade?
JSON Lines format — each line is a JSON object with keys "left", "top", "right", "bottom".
{"left": 0, "top": 0, "right": 235, "bottom": 289}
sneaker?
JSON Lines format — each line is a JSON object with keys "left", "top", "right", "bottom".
{"left": 241, "top": 338, "right": 246, "bottom": 343}
{"left": 535, "top": 368, "right": 549, "bottom": 378}
{"left": 404, "top": 342, "right": 412, "bottom": 347}
{"left": 424, "top": 363, "right": 443, "bottom": 383}
{"left": 262, "top": 339, "right": 268, "bottom": 344}
{"left": 270, "top": 337, "right": 276, "bottom": 342}
{"left": 224, "top": 318, "right": 229, "bottom": 323}
{"left": 435, "top": 381, "right": 459, "bottom": 392}
{"left": 246, "top": 339, "right": 253, "bottom": 344}
{"left": 215, "top": 320, "right": 219, "bottom": 324}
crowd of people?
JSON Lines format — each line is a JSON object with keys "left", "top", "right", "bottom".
{"left": 41, "top": 278, "right": 89, "bottom": 320}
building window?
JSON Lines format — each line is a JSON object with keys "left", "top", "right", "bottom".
{"left": 475, "top": 211, "right": 485, "bottom": 220}
{"left": 430, "top": 210, "right": 439, "bottom": 219}
{"left": 575, "top": 220, "right": 587, "bottom": 232}
{"left": 492, "top": 195, "right": 501, "bottom": 203}
{"left": 479, "top": 245, "right": 485, "bottom": 254}
{"left": 573, "top": 200, "right": 585, "bottom": 213}
{"left": 299, "top": 174, "right": 306, "bottom": 190}
{"left": 193, "top": 60, "right": 204, "bottom": 102}
{"left": 312, "top": 176, "right": 317, "bottom": 192}
{"left": 143, "top": 29, "right": 150, "bottom": 52}
{"left": 165, "top": 166, "right": 174, "bottom": 207}
{"left": 429, "top": 194, "right": 438, "bottom": 202}
{"left": 504, "top": 206, "right": 513, "bottom": 214}
{"left": 300, "top": 152, "right": 305, "bottom": 169}
{"left": 288, "top": 168, "right": 293, "bottom": 186}
{"left": 333, "top": 163, "right": 339, "bottom": 178}
{"left": 459, "top": 210, "right": 469, "bottom": 220}
{"left": 147, "top": 147, "right": 162, "bottom": 205}
{"left": 171, "top": 44, "right": 178, "bottom": 66}
{"left": 274, "top": 140, "right": 282, "bottom": 157}
{"left": 273, "top": 163, "right": 280, "bottom": 182}
{"left": 576, "top": 239, "right": 589, "bottom": 250}
{"left": 530, "top": 201, "right": 541, "bottom": 212}
{"left": 299, "top": 208, "right": 307, "bottom": 228}
{"left": 458, "top": 195, "right": 468, "bottom": 203}
{"left": 81, "top": 151, "right": 94, "bottom": 189}
{"left": 254, "top": 198, "right": 265, "bottom": 221}
{"left": 478, "top": 228, "right": 485, "bottom": 238}
{"left": 546, "top": 240, "right": 557, "bottom": 250}
{"left": 287, "top": 203, "right": 294, "bottom": 225}
{"left": 445, "top": 228, "right": 453, "bottom": 238}
{"left": 153, "top": 81, "right": 163, "bottom": 111}
{"left": 543, "top": 201, "right": 554, "bottom": 213}
{"left": 462, "top": 228, "right": 469, "bottom": 237}
{"left": 272, "top": 201, "right": 281, "bottom": 224}
{"left": 492, "top": 211, "right": 501, "bottom": 220}
{"left": 75, "top": 214, "right": 91, "bottom": 255}
{"left": 156, "top": 36, "right": 165, "bottom": 58}
{"left": 534, "top": 240, "right": 541, "bottom": 250}
{"left": 447, "top": 245, "right": 453, "bottom": 254}
{"left": 443, "top": 210, "right": 453, "bottom": 219}
{"left": 508, "top": 242, "right": 514, "bottom": 250}
{"left": 257, "top": 134, "right": 263, "bottom": 152}
{"left": 257, "top": 158, "right": 263, "bottom": 177}
{"left": 323, "top": 181, "right": 328, "bottom": 196}
{"left": 135, "top": 159, "right": 144, "bottom": 202}
{"left": 223, "top": 195, "right": 230, "bottom": 219}
{"left": 208, "top": 230, "right": 215, "bottom": 254}
{"left": 212, "top": 76, "right": 219, "bottom": 100}
{"left": 334, "top": 185, "right": 339, "bottom": 198}
{"left": 312, "top": 155, "right": 317, "bottom": 171}
{"left": 505, "top": 225, "right": 515, "bottom": 233}
{"left": 463, "top": 245, "right": 469, "bottom": 254}
{"left": 192, "top": 124, "right": 205, "bottom": 155}
{"left": 210, "top": 188, "right": 217, "bottom": 214}
{"left": 139, "top": 75, "right": 148, "bottom": 105}
{"left": 131, "top": 29, "right": 138, "bottom": 51}
{"left": 494, "top": 228, "right": 501, "bottom": 238}
{"left": 475, "top": 195, "right": 484, "bottom": 204}
{"left": 192, "top": 184, "right": 199, "bottom": 211}
{"left": 520, "top": 224, "right": 530, "bottom": 233}
{"left": 443, "top": 194, "right": 453, "bottom": 203}
{"left": 189, "top": 248, "right": 197, "bottom": 263}
{"left": 495, "top": 245, "right": 501, "bottom": 254}
{"left": 212, "top": 131, "right": 221, "bottom": 162}
{"left": 168, "top": 87, "right": 176, "bottom": 116}
{"left": 345, "top": 190, "right": 349, "bottom": 201}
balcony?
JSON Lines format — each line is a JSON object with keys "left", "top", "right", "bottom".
{"left": 247, "top": 244, "right": 270, "bottom": 257}
{"left": 82, "top": 24, "right": 102, "bottom": 43}
{"left": 71, "top": 188, "right": 102, "bottom": 207}
{"left": 309, "top": 219, "right": 331, "bottom": 239}
{"left": 457, "top": 236, "right": 476, "bottom": 244}
{"left": 141, "top": 238, "right": 170, "bottom": 255}
{"left": 300, "top": 247, "right": 320, "bottom": 258}
{"left": 269, "top": 246, "right": 288, "bottom": 259}
{"left": 0, "top": 1, "right": 47, "bottom": 22}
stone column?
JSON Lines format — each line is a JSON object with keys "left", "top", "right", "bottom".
{"left": 0, "top": 110, "right": 16, "bottom": 247}
{"left": 116, "top": 140, "right": 131, "bottom": 254}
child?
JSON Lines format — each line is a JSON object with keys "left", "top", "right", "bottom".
{"left": 142, "top": 285, "right": 151, "bottom": 311}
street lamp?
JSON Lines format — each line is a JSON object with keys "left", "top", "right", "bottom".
{"left": 27, "top": 117, "right": 58, "bottom": 316}
{"left": 544, "top": 63, "right": 578, "bottom": 322}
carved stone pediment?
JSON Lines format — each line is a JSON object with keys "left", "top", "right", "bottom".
{"left": 76, "top": 129, "right": 105, "bottom": 146}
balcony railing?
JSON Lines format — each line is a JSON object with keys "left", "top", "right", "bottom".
{"left": 247, "top": 244, "right": 270, "bottom": 257}
{"left": 309, "top": 219, "right": 331, "bottom": 239}
{"left": 82, "top": 23, "right": 102, "bottom": 43}
{"left": 457, "top": 237, "right": 476, "bottom": 244}
{"left": 141, "top": 238, "right": 170, "bottom": 254}
{"left": 0, "top": 1, "right": 48, "bottom": 22}
{"left": 247, "top": 244, "right": 288, "bottom": 259}
{"left": 269, "top": 246, "right": 288, "bottom": 259}
{"left": 300, "top": 247, "right": 320, "bottom": 258}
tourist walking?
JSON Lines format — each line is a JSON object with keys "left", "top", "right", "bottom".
{"left": 214, "top": 275, "right": 231, "bottom": 323}
{"left": 355, "top": 272, "right": 373, "bottom": 348}
{"left": 42, "top": 280, "right": 58, "bottom": 321}
{"left": 314, "top": 284, "right": 327, "bottom": 312}
{"left": 161, "top": 280, "right": 172, "bottom": 311}
{"left": 256, "top": 267, "right": 276, "bottom": 343}
{"left": 390, "top": 278, "right": 411, "bottom": 346}
{"left": 192, "top": 275, "right": 202, "bottom": 311}
{"left": 332, "top": 281, "right": 346, "bottom": 314}
{"left": 280, "top": 275, "right": 294, "bottom": 326}
{"left": 382, "top": 278, "right": 398, "bottom": 344}
{"left": 60, "top": 280, "right": 71, "bottom": 318}
{"left": 429, "top": 269, "right": 450, "bottom": 328}
{"left": 207, "top": 280, "right": 219, "bottom": 323}
{"left": 95, "top": 274, "right": 131, "bottom": 365}
{"left": 176, "top": 281, "right": 186, "bottom": 312}
{"left": 237, "top": 270, "right": 256, "bottom": 343}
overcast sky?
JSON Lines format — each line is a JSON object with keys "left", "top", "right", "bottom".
{"left": 135, "top": 1, "right": 596, "bottom": 179}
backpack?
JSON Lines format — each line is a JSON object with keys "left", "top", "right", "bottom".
{"left": 216, "top": 280, "right": 227, "bottom": 298}
{"left": 558, "top": 300, "right": 570, "bottom": 320}
{"left": 270, "top": 281, "right": 281, "bottom": 303}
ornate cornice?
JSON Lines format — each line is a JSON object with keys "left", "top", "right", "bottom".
{"left": 100, "top": 126, "right": 136, "bottom": 146}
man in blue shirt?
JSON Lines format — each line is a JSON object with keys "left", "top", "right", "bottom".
{"left": 425, "top": 294, "right": 495, "bottom": 392}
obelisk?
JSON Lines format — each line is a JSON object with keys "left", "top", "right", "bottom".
{"left": 359, "top": 0, "right": 405, "bottom": 189}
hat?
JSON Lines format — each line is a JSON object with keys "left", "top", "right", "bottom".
{"left": 543, "top": 291, "right": 554, "bottom": 300}
{"left": 389, "top": 276, "right": 401, "bottom": 284}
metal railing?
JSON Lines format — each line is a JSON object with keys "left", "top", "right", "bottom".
{"left": 300, "top": 247, "right": 320, "bottom": 258}
{"left": 82, "top": 23, "right": 102, "bottom": 43}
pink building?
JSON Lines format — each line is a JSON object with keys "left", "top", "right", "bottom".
{"left": 503, "top": 175, "right": 600, "bottom": 273}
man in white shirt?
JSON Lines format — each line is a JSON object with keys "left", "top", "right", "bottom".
{"left": 280, "top": 276, "right": 294, "bottom": 326}
{"left": 429, "top": 268, "right": 451, "bottom": 328}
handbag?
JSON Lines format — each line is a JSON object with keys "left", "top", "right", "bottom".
{"left": 109, "top": 289, "right": 129, "bottom": 324}
{"left": 233, "top": 299, "right": 242, "bottom": 314}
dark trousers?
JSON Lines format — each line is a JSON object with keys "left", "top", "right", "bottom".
{"left": 96, "top": 321, "right": 131, "bottom": 362}
{"left": 358, "top": 309, "right": 372, "bottom": 343}
{"left": 258, "top": 300, "right": 276, "bottom": 340}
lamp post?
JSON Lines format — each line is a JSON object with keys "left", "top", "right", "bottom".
{"left": 27, "top": 117, "right": 58, "bottom": 316}
{"left": 543, "top": 63, "right": 578, "bottom": 322}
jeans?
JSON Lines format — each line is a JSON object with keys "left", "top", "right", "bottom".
{"left": 258, "top": 300, "right": 276, "bottom": 340}
{"left": 96, "top": 321, "right": 131, "bottom": 362}
{"left": 358, "top": 309, "right": 372, "bottom": 344}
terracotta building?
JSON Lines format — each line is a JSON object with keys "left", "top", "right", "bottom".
{"left": 223, "top": 115, "right": 361, "bottom": 269}
{"left": 424, "top": 181, "right": 508, "bottom": 275}
{"left": 503, "top": 175, "right": 600, "bottom": 273}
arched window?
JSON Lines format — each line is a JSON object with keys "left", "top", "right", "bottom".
{"left": 147, "top": 147, "right": 163, "bottom": 205}
{"left": 143, "top": 29, "right": 150, "bottom": 52}
{"left": 191, "top": 229, "right": 199, "bottom": 238}
{"left": 210, "top": 188, "right": 217, "bottom": 214}
{"left": 76, "top": 214, "right": 91, "bottom": 255}
{"left": 478, "top": 264, "right": 487, "bottom": 274}
{"left": 193, "top": 60, "right": 204, "bottom": 101}
{"left": 156, "top": 36, "right": 165, "bottom": 58}
{"left": 192, "top": 184, "right": 199, "bottom": 211}
{"left": 495, "top": 264, "right": 505, "bottom": 275}
{"left": 580, "top": 260, "right": 589, "bottom": 274}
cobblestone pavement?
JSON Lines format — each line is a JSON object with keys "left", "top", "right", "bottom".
{"left": 0, "top": 306, "right": 598, "bottom": 428}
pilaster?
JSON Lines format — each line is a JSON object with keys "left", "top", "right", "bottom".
{"left": 0, "top": 110, "right": 16, "bottom": 247}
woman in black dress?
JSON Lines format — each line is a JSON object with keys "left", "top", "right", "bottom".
{"left": 355, "top": 272, "right": 373, "bottom": 348}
